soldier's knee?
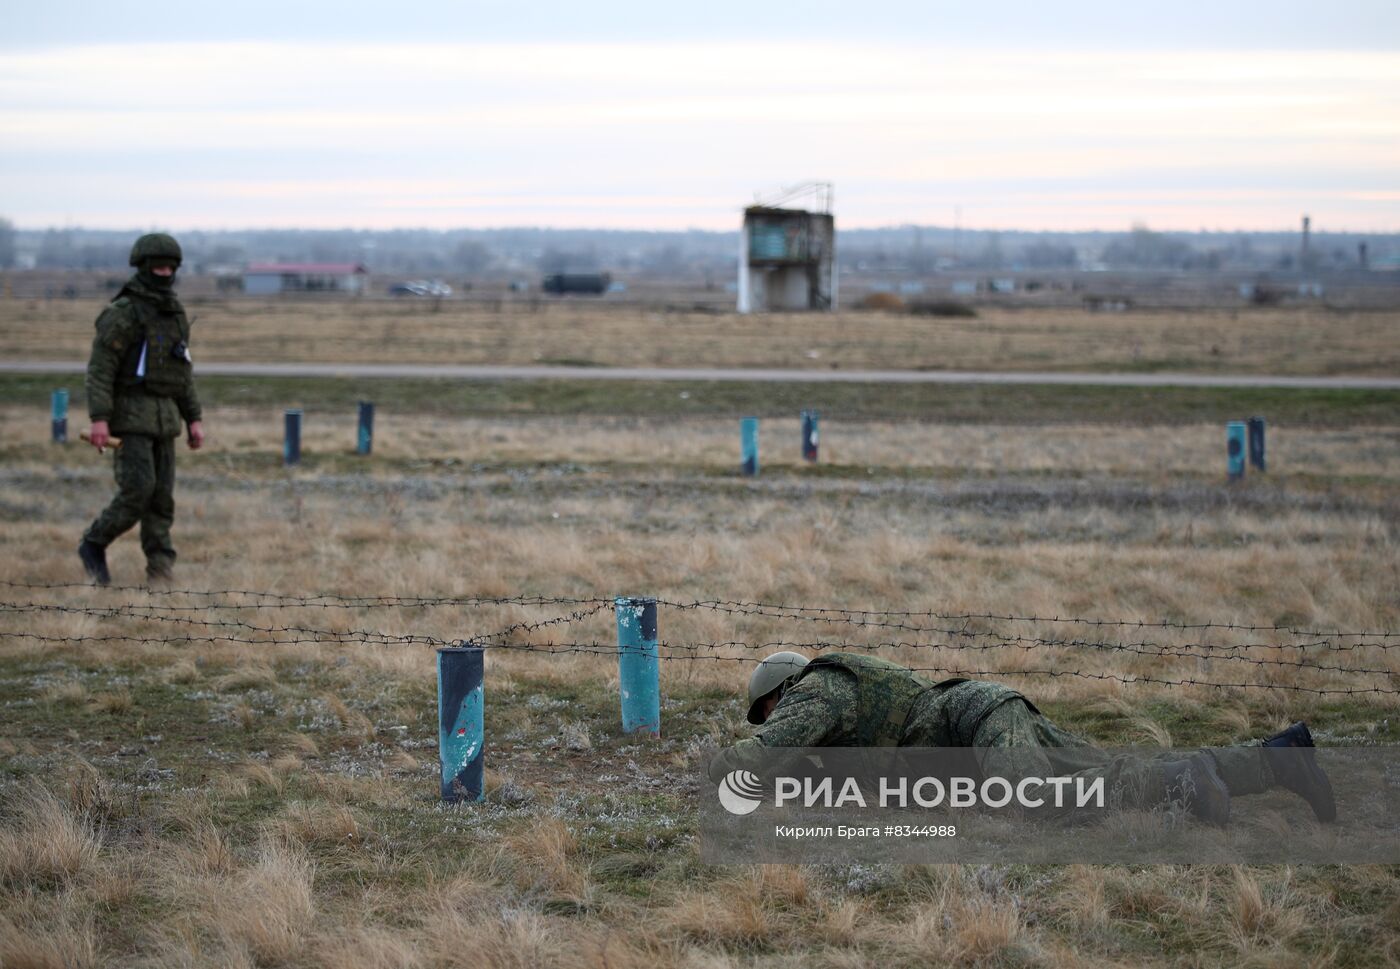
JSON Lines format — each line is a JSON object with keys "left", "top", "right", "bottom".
{"left": 150, "top": 490, "right": 175, "bottom": 517}
{"left": 122, "top": 478, "right": 158, "bottom": 507}
{"left": 948, "top": 682, "right": 1032, "bottom": 743}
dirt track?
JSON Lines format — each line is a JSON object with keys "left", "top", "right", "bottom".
{"left": 6, "top": 359, "right": 1400, "bottom": 389}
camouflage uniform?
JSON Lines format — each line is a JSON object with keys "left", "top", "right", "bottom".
{"left": 82, "top": 270, "right": 200, "bottom": 575}
{"left": 710, "top": 653, "right": 1273, "bottom": 810}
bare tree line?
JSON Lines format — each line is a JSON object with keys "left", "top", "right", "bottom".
{"left": 2, "top": 220, "right": 1392, "bottom": 277}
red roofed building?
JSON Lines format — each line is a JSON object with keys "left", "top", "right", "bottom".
{"left": 244, "top": 262, "right": 369, "bottom": 296}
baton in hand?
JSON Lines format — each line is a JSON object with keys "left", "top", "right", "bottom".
{"left": 80, "top": 430, "right": 122, "bottom": 453}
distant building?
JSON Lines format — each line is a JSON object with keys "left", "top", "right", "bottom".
{"left": 244, "top": 263, "right": 369, "bottom": 295}
{"left": 738, "top": 184, "right": 836, "bottom": 313}
{"left": 1082, "top": 295, "right": 1134, "bottom": 312}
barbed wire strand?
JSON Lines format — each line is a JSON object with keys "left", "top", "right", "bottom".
{"left": 0, "top": 580, "right": 605, "bottom": 610}
{"left": 5, "top": 612, "right": 1399, "bottom": 687}
{"left": 464, "top": 641, "right": 1400, "bottom": 696}
{"left": 3, "top": 599, "right": 1394, "bottom": 663}
{"left": 655, "top": 598, "right": 1400, "bottom": 640}
{"left": 0, "top": 600, "right": 609, "bottom": 647}
{"left": 4, "top": 627, "right": 1394, "bottom": 677}
{"left": 4, "top": 592, "right": 1398, "bottom": 694}
{"left": 664, "top": 639, "right": 1400, "bottom": 676}
{"left": 2, "top": 580, "right": 1393, "bottom": 639}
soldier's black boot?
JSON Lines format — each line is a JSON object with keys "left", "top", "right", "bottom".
{"left": 145, "top": 558, "right": 175, "bottom": 589}
{"left": 1163, "top": 753, "right": 1231, "bottom": 827}
{"left": 78, "top": 541, "right": 110, "bottom": 586}
{"left": 1264, "top": 722, "right": 1336, "bottom": 823}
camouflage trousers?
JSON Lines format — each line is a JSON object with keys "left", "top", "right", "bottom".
{"left": 83, "top": 433, "right": 177, "bottom": 572}
{"left": 972, "top": 696, "right": 1272, "bottom": 811}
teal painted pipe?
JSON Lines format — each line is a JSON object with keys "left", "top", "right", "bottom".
{"left": 357, "top": 401, "right": 374, "bottom": 456}
{"left": 741, "top": 417, "right": 759, "bottom": 476}
{"left": 437, "top": 644, "right": 485, "bottom": 802}
{"left": 615, "top": 597, "right": 660, "bottom": 736}
{"left": 51, "top": 388, "right": 69, "bottom": 443}
{"left": 1226, "top": 421, "right": 1246, "bottom": 481}
{"left": 801, "top": 410, "right": 819, "bottom": 462}
{"left": 1247, "top": 416, "right": 1266, "bottom": 471}
{"left": 284, "top": 409, "right": 302, "bottom": 466}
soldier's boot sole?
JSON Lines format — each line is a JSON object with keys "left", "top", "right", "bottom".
{"left": 1264, "top": 722, "right": 1337, "bottom": 823}
{"left": 78, "top": 541, "right": 111, "bottom": 586}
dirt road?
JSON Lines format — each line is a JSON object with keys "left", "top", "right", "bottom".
{"left": 5, "top": 360, "right": 1398, "bottom": 389}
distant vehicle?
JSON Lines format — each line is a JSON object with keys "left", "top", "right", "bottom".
{"left": 542, "top": 272, "right": 611, "bottom": 296}
{"left": 388, "top": 279, "right": 452, "bottom": 297}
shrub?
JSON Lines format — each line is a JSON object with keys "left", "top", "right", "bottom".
{"left": 908, "top": 300, "right": 978, "bottom": 318}
{"left": 858, "top": 292, "right": 906, "bottom": 311}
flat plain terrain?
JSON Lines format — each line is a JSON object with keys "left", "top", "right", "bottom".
{"left": 2, "top": 298, "right": 1399, "bottom": 967}
{"left": 3, "top": 297, "right": 1399, "bottom": 376}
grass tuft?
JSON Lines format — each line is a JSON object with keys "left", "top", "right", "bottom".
{"left": 214, "top": 666, "right": 279, "bottom": 692}
{"left": 212, "top": 842, "right": 316, "bottom": 965}
{"left": 0, "top": 786, "right": 102, "bottom": 887}
{"left": 264, "top": 803, "right": 368, "bottom": 853}
{"left": 0, "top": 910, "right": 101, "bottom": 969}
{"left": 41, "top": 680, "right": 87, "bottom": 706}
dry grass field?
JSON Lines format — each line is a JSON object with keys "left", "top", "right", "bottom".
{"left": 3, "top": 297, "right": 1399, "bottom": 375}
{"left": 2, "top": 292, "right": 1399, "bottom": 967}
{"left": 3, "top": 377, "right": 1399, "bottom": 967}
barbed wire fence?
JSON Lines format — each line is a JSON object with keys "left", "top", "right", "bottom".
{"left": 2, "top": 579, "right": 1398, "bottom": 698}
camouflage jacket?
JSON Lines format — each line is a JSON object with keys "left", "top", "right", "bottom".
{"left": 85, "top": 274, "right": 201, "bottom": 437}
{"left": 708, "top": 654, "right": 1029, "bottom": 781}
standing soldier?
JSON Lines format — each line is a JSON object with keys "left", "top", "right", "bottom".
{"left": 711, "top": 651, "right": 1336, "bottom": 826}
{"left": 78, "top": 233, "right": 204, "bottom": 587}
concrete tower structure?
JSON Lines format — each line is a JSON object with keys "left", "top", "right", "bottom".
{"left": 738, "top": 183, "right": 836, "bottom": 313}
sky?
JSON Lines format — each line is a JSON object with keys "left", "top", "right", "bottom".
{"left": 2, "top": 0, "right": 1398, "bottom": 233}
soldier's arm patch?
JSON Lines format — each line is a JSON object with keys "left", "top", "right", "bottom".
{"left": 96, "top": 301, "right": 136, "bottom": 351}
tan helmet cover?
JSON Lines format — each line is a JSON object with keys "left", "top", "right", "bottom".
{"left": 746, "top": 651, "right": 810, "bottom": 724}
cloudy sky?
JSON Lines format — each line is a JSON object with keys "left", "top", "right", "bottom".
{"left": 3, "top": 0, "right": 1398, "bottom": 232}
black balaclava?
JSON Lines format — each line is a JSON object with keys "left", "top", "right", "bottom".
{"left": 138, "top": 257, "right": 179, "bottom": 292}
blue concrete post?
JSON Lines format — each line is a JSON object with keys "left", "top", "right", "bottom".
{"left": 1247, "top": 416, "right": 1266, "bottom": 472}
{"left": 284, "top": 409, "right": 302, "bottom": 466}
{"left": 51, "top": 388, "right": 69, "bottom": 443}
{"left": 437, "top": 644, "right": 485, "bottom": 802}
{"left": 801, "top": 409, "right": 819, "bottom": 462}
{"left": 1226, "top": 421, "right": 1246, "bottom": 481}
{"left": 615, "top": 596, "right": 660, "bottom": 736}
{"left": 740, "top": 417, "right": 759, "bottom": 477}
{"left": 357, "top": 401, "right": 374, "bottom": 456}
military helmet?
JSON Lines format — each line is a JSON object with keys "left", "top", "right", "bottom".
{"left": 129, "top": 233, "right": 183, "bottom": 268}
{"left": 746, "top": 651, "right": 809, "bottom": 724}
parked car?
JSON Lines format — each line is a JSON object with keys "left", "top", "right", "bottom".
{"left": 388, "top": 279, "right": 453, "bottom": 297}
{"left": 542, "top": 272, "right": 611, "bottom": 295}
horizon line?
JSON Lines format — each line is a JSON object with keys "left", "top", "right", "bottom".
{"left": 11, "top": 222, "right": 1398, "bottom": 237}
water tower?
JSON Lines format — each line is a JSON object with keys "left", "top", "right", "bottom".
{"left": 738, "top": 182, "right": 836, "bottom": 313}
